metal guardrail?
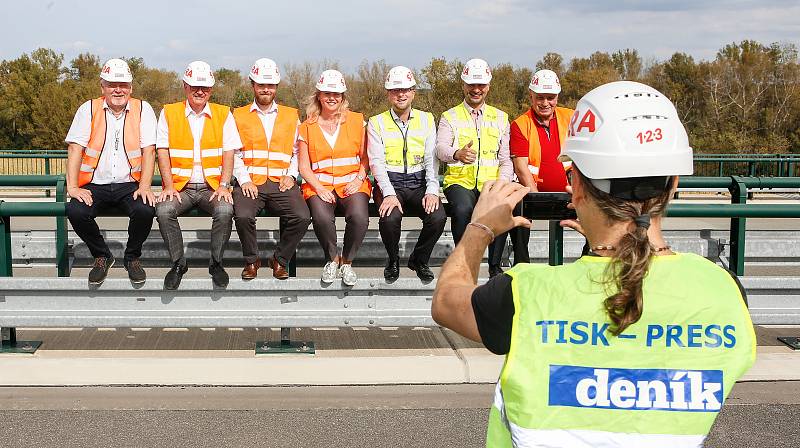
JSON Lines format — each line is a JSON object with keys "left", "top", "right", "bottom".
{"left": 0, "top": 174, "right": 799, "bottom": 354}
{"left": 0, "top": 276, "right": 795, "bottom": 329}
{"left": 1, "top": 175, "right": 800, "bottom": 277}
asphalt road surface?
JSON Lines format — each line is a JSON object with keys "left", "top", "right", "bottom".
{"left": 0, "top": 382, "right": 798, "bottom": 447}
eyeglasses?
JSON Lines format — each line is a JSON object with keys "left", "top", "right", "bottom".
{"left": 388, "top": 88, "right": 415, "bottom": 95}
{"left": 566, "top": 169, "right": 573, "bottom": 185}
{"left": 188, "top": 85, "right": 212, "bottom": 92}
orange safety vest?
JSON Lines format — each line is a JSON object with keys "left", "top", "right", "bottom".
{"left": 232, "top": 104, "right": 299, "bottom": 185}
{"left": 162, "top": 101, "right": 230, "bottom": 191}
{"left": 78, "top": 97, "right": 143, "bottom": 187}
{"left": 512, "top": 106, "right": 573, "bottom": 183}
{"left": 299, "top": 111, "right": 371, "bottom": 200}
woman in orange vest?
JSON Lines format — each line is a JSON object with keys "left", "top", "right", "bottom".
{"left": 298, "top": 69, "right": 371, "bottom": 286}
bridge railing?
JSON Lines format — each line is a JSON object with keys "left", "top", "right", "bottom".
{"left": 0, "top": 150, "right": 67, "bottom": 181}
{"left": 693, "top": 153, "right": 800, "bottom": 177}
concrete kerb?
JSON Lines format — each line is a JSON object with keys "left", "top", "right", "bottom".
{"left": 0, "top": 351, "right": 469, "bottom": 386}
{"left": 1, "top": 335, "right": 797, "bottom": 386}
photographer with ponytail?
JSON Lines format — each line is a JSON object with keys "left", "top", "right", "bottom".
{"left": 432, "top": 81, "right": 755, "bottom": 447}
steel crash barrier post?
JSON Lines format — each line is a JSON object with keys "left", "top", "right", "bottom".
{"left": 0, "top": 201, "right": 64, "bottom": 353}
{"left": 728, "top": 176, "right": 748, "bottom": 276}
{"left": 0, "top": 210, "right": 11, "bottom": 277}
{"left": 56, "top": 176, "right": 69, "bottom": 276}
{"left": 256, "top": 216, "right": 315, "bottom": 355}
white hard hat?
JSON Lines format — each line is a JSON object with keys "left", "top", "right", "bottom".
{"left": 560, "top": 81, "right": 693, "bottom": 185}
{"left": 183, "top": 61, "right": 215, "bottom": 87}
{"left": 249, "top": 58, "right": 281, "bottom": 84}
{"left": 315, "top": 69, "right": 347, "bottom": 93}
{"left": 384, "top": 66, "right": 416, "bottom": 90}
{"left": 100, "top": 58, "right": 132, "bottom": 83}
{"left": 529, "top": 69, "right": 561, "bottom": 94}
{"left": 460, "top": 58, "right": 492, "bottom": 84}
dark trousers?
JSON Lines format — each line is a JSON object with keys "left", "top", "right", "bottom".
{"left": 66, "top": 182, "right": 155, "bottom": 261}
{"left": 233, "top": 180, "right": 311, "bottom": 266}
{"left": 155, "top": 183, "right": 234, "bottom": 266}
{"left": 307, "top": 192, "right": 369, "bottom": 262}
{"left": 373, "top": 186, "right": 447, "bottom": 265}
{"left": 510, "top": 201, "right": 530, "bottom": 264}
{"left": 444, "top": 185, "right": 508, "bottom": 268}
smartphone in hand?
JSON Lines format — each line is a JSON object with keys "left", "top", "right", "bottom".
{"left": 521, "top": 192, "right": 577, "bottom": 220}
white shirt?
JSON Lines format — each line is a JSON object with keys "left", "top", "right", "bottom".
{"left": 296, "top": 122, "right": 344, "bottom": 147}
{"left": 65, "top": 99, "right": 157, "bottom": 185}
{"left": 321, "top": 124, "right": 341, "bottom": 149}
{"left": 233, "top": 101, "right": 301, "bottom": 184}
{"left": 297, "top": 117, "right": 366, "bottom": 167}
{"left": 156, "top": 101, "right": 242, "bottom": 184}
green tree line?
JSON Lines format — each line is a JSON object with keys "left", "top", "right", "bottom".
{"left": 1, "top": 40, "right": 798, "bottom": 153}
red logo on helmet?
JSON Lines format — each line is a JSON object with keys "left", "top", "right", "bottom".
{"left": 462, "top": 66, "right": 469, "bottom": 75}
{"left": 185, "top": 69, "right": 192, "bottom": 78}
{"left": 569, "top": 109, "right": 597, "bottom": 136}
{"left": 532, "top": 76, "right": 539, "bottom": 86}
{"left": 252, "top": 66, "right": 259, "bottom": 75}
{"left": 102, "top": 66, "right": 111, "bottom": 74}
{"left": 407, "top": 72, "right": 413, "bottom": 81}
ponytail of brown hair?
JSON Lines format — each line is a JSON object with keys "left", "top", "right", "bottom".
{"left": 576, "top": 169, "right": 674, "bottom": 336}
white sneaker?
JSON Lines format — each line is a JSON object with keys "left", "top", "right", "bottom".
{"left": 321, "top": 261, "right": 339, "bottom": 283}
{"left": 340, "top": 264, "right": 357, "bottom": 286}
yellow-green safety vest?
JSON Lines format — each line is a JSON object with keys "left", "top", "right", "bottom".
{"left": 441, "top": 102, "right": 508, "bottom": 192}
{"left": 368, "top": 109, "right": 435, "bottom": 176}
{"left": 487, "top": 253, "right": 756, "bottom": 447}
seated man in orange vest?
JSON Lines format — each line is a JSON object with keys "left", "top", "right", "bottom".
{"left": 509, "top": 69, "right": 574, "bottom": 264}
{"left": 155, "top": 61, "right": 242, "bottom": 290}
{"left": 65, "top": 58, "right": 157, "bottom": 286}
{"left": 232, "top": 58, "right": 311, "bottom": 280}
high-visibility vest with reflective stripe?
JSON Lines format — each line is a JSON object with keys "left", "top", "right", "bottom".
{"left": 163, "top": 101, "right": 229, "bottom": 191}
{"left": 487, "top": 253, "right": 756, "bottom": 447}
{"left": 299, "top": 111, "right": 371, "bottom": 200}
{"left": 78, "top": 97, "right": 143, "bottom": 187}
{"left": 232, "top": 104, "right": 299, "bottom": 185}
{"left": 441, "top": 103, "right": 507, "bottom": 192}
{"left": 512, "top": 107, "right": 573, "bottom": 182}
{"left": 368, "top": 109, "right": 434, "bottom": 177}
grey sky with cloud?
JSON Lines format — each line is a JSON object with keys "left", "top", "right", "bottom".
{"left": 3, "top": 0, "right": 798, "bottom": 74}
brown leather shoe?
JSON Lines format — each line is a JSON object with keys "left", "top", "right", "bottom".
{"left": 241, "top": 259, "right": 261, "bottom": 280}
{"left": 270, "top": 257, "right": 289, "bottom": 280}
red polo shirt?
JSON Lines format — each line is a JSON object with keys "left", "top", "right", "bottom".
{"left": 510, "top": 109, "right": 568, "bottom": 192}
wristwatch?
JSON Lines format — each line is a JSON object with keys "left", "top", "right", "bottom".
{"left": 356, "top": 174, "right": 366, "bottom": 181}
{"left": 219, "top": 181, "right": 232, "bottom": 190}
